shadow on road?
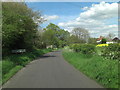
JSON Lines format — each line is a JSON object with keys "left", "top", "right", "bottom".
{"left": 39, "top": 55, "right": 56, "bottom": 59}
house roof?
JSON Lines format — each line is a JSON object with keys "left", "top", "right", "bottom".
{"left": 97, "top": 36, "right": 103, "bottom": 41}
{"left": 112, "top": 37, "right": 119, "bottom": 41}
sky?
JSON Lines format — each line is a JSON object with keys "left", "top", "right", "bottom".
{"left": 26, "top": 1, "right": 118, "bottom": 38}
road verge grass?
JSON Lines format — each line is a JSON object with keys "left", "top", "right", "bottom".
{"left": 2, "top": 66, "right": 23, "bottom": 84}
{"left": 62, "top": 49, "right": 119, "bottom": 88}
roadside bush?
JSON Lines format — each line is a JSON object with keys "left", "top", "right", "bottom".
{"left": 16, "top": 56, "right": 30, "bottom": 66}
{"left": 69, "top": 44, "right": 96, "bottom": 55}
{"left": 101, "top": 43, "right": 120, "bottom": 60}
{"left": 69, "top": 44, "right": 81, "bottom": 52}
{"left": 80, "top": 44, "right": 96, "bottom": 54}
{"left": 69, "top": 44, "right": 74, "bottom": 50}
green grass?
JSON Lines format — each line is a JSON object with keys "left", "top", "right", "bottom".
{"left": 62, "top": 49, "right": 119, "bottom": 88}
{"left": 2, "top": 66, "right": 23, "bottom": 84}
{"left": 2, "top": 48, "right": 54, "bottom": 85}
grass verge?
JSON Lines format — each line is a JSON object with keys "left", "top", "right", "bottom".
{"left": 62, "top": 49, "right": 118, "bottom": 88}
{"left": 2, "top": 66, "right": 23, "bottom": 84}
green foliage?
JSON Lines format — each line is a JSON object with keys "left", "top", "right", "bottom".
{"left": 62, "top": 50, "right": 119, "bottom": 88}
{"left": 101, "top": 38, "right": 107, "bottom": 44}
{"left": 2, "top": 60, "right": 15, "bottom": 76}
{"left": 68, "top": 35, "right": 83, "bottom": 44}
{"left": 43, "top": 23, "right": 70, "bottom": 48}
{"left": 69, "top": 44, "right": 80, "bottom": 52}
{"left": 2, "top": 66, "right": 23, "bottom": 84}
{"left": 2, "top": 2, "right": 43, "bottom": 54}
{"left": 69, "top": 44, "right": 96, "bottom": 55}
{"left": 101, "top": 43, "right": 120, "bottom": 61}
{"left": 88, "top": 37, "right": 97, "bottom": 45}
{"left": 3, "top": 49, "right": 52, "bottom": 66}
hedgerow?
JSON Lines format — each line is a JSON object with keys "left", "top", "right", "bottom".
{"left": 69, "top": 44, "right": 96, "bottom": 55}
{"left": 101, "top": 43, "right": 120, "bottom": 61}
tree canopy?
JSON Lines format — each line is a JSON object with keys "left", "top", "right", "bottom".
{"left": 2, "top": 2, "right": 43, "bottom": 54}
{"left": 43, "top": 23, "right": 70, "bottom": 48}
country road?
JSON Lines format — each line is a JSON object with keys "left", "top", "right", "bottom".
{"left": 3, "top": 50, "right": 104, "bottom": 88}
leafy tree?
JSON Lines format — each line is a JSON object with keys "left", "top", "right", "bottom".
{"left": 32, "top": 29, "right": 46, "bottom": 49}
{"left": 43, "top": 28, "right": 57, "bottom": 46}
{"left": 2, "top": 2, "right": 43, "bottom": 54}
{"left": 101, "top": 38, "right": 107, "bottom": 44}
{"left": 43, "top": 23, "right": 70, "bottom": 48}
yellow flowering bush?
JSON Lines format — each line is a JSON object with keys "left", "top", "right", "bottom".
{"left": 96, "top": 44, "right": 108, "bottom": 47}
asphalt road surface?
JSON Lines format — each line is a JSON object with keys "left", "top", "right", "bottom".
{"left": 3, "top": 50, "right": 104, "bottom": 88}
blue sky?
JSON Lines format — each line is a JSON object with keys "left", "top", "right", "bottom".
{"left": 26, "top": 2, "right": 118, "bottom": 37}
{"left": 26, "top": 2, "right": 98, "bottom": 27}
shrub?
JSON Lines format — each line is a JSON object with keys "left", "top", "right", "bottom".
{"left": 73, "top": 44, "right": 81, "bottom": 52}
{"left": 69, "top": 44, "right": 74, "bottom": 49}
{"left": 69, "top": 44, "right": 96, "bottom": 55}
{"left": 101, "top": 43, "right": 120, "bottom": 60}
{"left": 80, "top": 44, "right": 96, "bottom": 55}
{"left": 16, "top": 56, "right": 30, "bottom": 66}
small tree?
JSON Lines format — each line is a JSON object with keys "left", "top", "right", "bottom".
{"left": 101, "top": 38, "right": 107, "bottom": 44}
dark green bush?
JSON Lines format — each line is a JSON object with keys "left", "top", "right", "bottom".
{"left": 80, "top": 44, "right": 96, "bottom": 54}
{"left": 72, "top": 44, "right": 81, "bottom": 52}
{"left": 16, "top": 56, "right": 30, "bottom": 66}
{"left": 101, "top": 43, "right": 120, "bottom": 60}
{"left": 69, "top": 44, "right": 96, "bottom": 55}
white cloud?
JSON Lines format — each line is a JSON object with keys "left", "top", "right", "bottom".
{"left": 43, "top": 15, "right": 59, "bottom": 21}
{"left": 82, "top": 6, "right": 89, "bottom": 10}
{"left": 77, "top": 1, "right": 118, "bottom": 21}
{"left": 58, "top": 1, "right": 118, "bottom": 37}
